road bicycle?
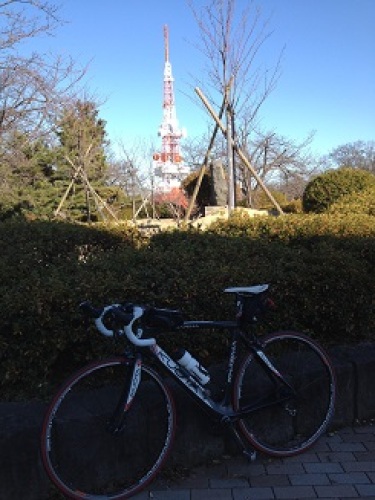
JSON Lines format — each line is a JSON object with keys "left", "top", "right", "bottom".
{"left": 41, "top": 284, "right": 336, "bottom": 499}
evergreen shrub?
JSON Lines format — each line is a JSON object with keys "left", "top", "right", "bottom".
{"left": 302, "top": 167, "right": 375, "bottom": 213}
{"left": 328, "top": 186, "right": 375, "bottom": 215}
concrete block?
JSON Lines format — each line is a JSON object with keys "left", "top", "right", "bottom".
{"left": 349, "top": 343, "right": 375, "bottom": 420}
{"left": 329, "top": 346, "right": 356, "bottom": 426}
{"left": 0, "top": 402, "right": 49, "bottom": 500}
{"left": 330, "top": 343, "right": 375, "bottom": 422}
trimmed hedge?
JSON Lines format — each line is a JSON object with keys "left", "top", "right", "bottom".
{"left": 0, "top": 214, "right": 374, "bottom": 400}
{"left": 207, "top": 210, "right": 375, "bottom": 240}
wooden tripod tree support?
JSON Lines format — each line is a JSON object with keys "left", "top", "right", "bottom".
{"left": 192, "top": 87, "right": 284, "bottom": 217}
{"left": 134, "top": 192, "right": 151, "bottom": 220}
{"left": 54, "top": 145, "right": 119, "bottom": 223}
{"left": 184, "top": 97, "right": 226, "bottom": 222}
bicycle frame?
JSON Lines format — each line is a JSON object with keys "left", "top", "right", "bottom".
{"left": 122, "top": 320, "right": 297, "bottom": 423}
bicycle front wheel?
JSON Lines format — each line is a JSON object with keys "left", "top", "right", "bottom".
{"left": 41, "top": 357, "right": 176, "bottom": 499}
{"left": 233, "top": 331, "right": 336, "bottom": 457}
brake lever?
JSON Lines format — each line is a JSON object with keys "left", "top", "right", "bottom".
{"left": 79, "top": 301, "right": 103, "bottom": 319}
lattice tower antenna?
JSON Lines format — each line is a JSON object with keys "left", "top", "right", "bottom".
{"left": 153, "top": 25, "right": 189, "bottom": 192}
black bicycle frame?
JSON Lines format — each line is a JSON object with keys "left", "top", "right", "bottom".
{"left": 117, "top": 321, "right": 297, "bottom": 423}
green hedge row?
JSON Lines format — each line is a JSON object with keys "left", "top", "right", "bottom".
{"left": 207, "top": 210, "right": 375, "bottom": 239}
{"left": 0, "top": 214, "right": 374, "bottom": 400}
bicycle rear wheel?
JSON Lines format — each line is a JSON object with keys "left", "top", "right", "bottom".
{"left": 41, "top": 357, "right": 176, "bottom": 499}
{"left": 233, "top": 331, "right": 336, "bottom": 457}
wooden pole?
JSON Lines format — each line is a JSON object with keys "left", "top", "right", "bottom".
{"left": 54, "top": 145, "right": 92, "bottom": 218}
{"left": 55, "top": 152, "right": 119, "bottom": 223}
{"left": 195, "top": 87, "right": 284, "bottom": 215}
{"left": 226, "top": 81, "right": 235, "bottom": 213}
{"left": 80, "top": 171, "right": 119, "bottom": 222}
{"left": 54, "top": 173, "right": 80, "bottom": 218}
{"left": 184, "top": 96, "right": 226, "bottom": 222}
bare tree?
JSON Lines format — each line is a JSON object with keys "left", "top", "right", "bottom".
{"left": 108, "top": 139, "right": 154, "bottom": 193}
{"left": 186, "top": 0, "right": 324, "bottom": 209}
{"left": 238, "top": 129, "right": 321, "bottom": 203}
{"left": 324, "top": 141, "right": 375, "bottom": 174}
{"left": 107, "top": 139, "right": 156, "bottom": 220}
{"left": 182, "top": 126, "right": 318, "bottom": 208}
{"left": 188, "top": 0, "right": 282, "bottom": 126}
{"left": 0, "top": 1, "right": 86, "bottom": 143}
{"left": 186, "top": 0, "right": 289, "bottom": 212}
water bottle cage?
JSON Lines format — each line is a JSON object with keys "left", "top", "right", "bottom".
{"left": 186, "top": 370, "right": 204, "bottom": 387}
{"left": 174, "top": 362, "right": 202, "bottom": 388}
{"left": 174, "top": 349, "right": 210, "bottom": 386}
{"left": 192, "top": 367, "right": 208, "bottom": 386}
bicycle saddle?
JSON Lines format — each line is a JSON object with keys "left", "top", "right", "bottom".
{"left": 224, "top": 284, "right": 269, "bottom": 295}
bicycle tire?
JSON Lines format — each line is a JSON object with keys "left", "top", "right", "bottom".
{"left": 233, "top": 331, "right": 336, "bottom": 457}
{"left": 41, "top": 357, "right": 176, "bottom": 499}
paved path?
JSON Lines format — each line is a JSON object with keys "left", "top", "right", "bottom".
{"left": 134, "top": 423, "right": 375, "bottom": 500}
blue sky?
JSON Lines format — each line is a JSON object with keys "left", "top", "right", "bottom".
{"left": 38, "top": 0, "right": 374, "bottom": 159}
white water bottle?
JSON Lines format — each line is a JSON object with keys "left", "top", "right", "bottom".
{"left": 175, "top": 349, "right": 210, "bottom": 386}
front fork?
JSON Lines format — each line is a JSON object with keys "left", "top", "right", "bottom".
{"left": 107, "top": 355, "right": 142, "bottom": 434}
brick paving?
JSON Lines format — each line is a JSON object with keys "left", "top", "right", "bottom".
{"left": 133, "top": 423, "right": 375, "bottom": 500}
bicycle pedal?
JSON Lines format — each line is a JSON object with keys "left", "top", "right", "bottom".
{"left": 243, "top": 449, "right": 257, "bottom": 462}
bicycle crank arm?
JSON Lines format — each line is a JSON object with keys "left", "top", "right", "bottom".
{"left": 221, "top": 416, "right": 257, "bottom": 462}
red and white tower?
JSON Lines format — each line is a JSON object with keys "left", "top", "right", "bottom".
{"left": 153, "top": 25, "right": 189, "bottom": 191}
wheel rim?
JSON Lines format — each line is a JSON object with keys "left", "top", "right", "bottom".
{"left": 41, "top": 359, "right": 176, "bottom": 499}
